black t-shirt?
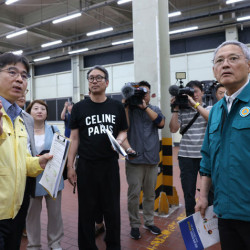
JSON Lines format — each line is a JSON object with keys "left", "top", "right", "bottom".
{"left": 70, "top": 97, "right": 128, "bottom": 160}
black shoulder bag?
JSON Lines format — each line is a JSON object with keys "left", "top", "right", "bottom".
{"left": 180, "top": 112, "right": 200, "bottom": 136}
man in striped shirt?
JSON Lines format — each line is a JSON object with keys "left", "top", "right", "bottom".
{"left": 169, "top": 80, "right": 211, "bottom": 216}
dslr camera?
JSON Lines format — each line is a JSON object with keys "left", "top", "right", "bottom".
{"left": 121, "top": 82, "right": 148, "bottom": 108}
{"left": 169, "top": 72, "right": 194, "bottom": 112}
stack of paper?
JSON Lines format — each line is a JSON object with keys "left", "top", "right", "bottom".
{"left": 39, "top": 133, "right": 71, "bottom": 199}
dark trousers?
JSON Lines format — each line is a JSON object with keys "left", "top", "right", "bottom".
{"left": 0, "top": 219, "right": 13, "bottom": 250}
{"left": 95, "top": 206, "right": 104, "bottom": 225}
{"left": 8, "top": 181, "right": 31, "bottom": 250}
{"left": 178, "top": 157, "right": 201, "bottom": 216}
{"left": 77, "top": 157, "right": 121, "bottom": 250}
{"left": 218, "top": 218, "right": 250, "bottom": 250}
{"left": 0, "top": 180, "right": 31, "bottom": 250}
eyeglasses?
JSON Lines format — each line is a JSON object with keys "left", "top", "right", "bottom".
{"left": 213, "top": 54, "right": 245, "bottom": 66}
{"left": 87, "top": 75, "right": 106, "bottom": 83}
{"left": 25, "top": 89, "right": 29, "bottom": 94}
{"left": 0, "top": 67, "right": 31, "bottom": 81}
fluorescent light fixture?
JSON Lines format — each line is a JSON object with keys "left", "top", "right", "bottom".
{"left": 169, "top": 26, "right": 198, "bottom": 35}
{"left": 87, "top": 27, "right": 113, "bottom": 36}
{"left": 168, "top": 11, "right": 182, "bottom": 18}
{"left": 52, "top": 13, "right": 81, "bottom": 24}
{"left": 226, "top": 0, "right": 243, "bottom": 4}
{"left": 112, "top": 38, "right": 134, "bottom": 46}
{"left": 12, "top": 50, "right": 23, "bottom": 55}
{"left": 6, "top": 29, "right": 27, "bottom": 39}
{"left": 68, "top": 48, "right": 89, "bottom": 54}
{"left": 5, "top": 0, "right": 19, "bottom": 5}
{"left": 33, "top": 56, "right": 50, "bottom": 62}
{"left": 237, "top": 15, "right": 250, "bottom": 21}
{"left": 117, "top": 0, "right": 132, "bottom": 4}
{"left": 41, "top": 40, "right": 62, "bottom": 48}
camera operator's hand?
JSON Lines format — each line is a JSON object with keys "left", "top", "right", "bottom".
{"left": 186, "top": 95, "right": 210, "bottom": 121}
{"left": 170, "top": 97, "right": 179, "bottom": 112}
{"left": 138, "top": 99, "right": 147, "bottom": 110}
{"left": 187, "top": 95, "right": 197, "bottom": 108}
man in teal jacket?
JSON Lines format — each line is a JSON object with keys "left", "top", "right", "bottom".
{"left": 195, "top": 40, "right": 250, "bottom": 249}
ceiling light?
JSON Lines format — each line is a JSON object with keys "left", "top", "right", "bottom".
{"left": 33, "top": 56, "right": 50, "bottom": 62}
{"left": 168, "top": 11, "right": 182, "bottom": 18}
{"left": 12, "top": 50, "right": 23, "bottom": 55}
{"left": 41, "top": 40, "right": 62, "bottom": 48}
{"left": 117, "top": 0, "right": 132, "bottom": 4}
{"left": 86, "top": 27, "right": 113, "bottom": 36}
{"left": 237, "top": 15, "right": 250, "bottom": 21}
{"left": 226, "top": 0, "right": 244, "bottom": 4}
{"left": 5, "top": 0, "right": 19, "bottom": 5}
{"left": 169, "top": 26, "right": 198, "bottom": 35}
{"left": 52, "top": 13, "right": 81, "bottom": 24}
{"left": 68, "top": 48, "right": 89, "bottom": 54}
{"left": 6, "top": 29, "right": 27, "bottom": 39}
{"left": 112, "top": 38, "right": 134, "bottom": 46}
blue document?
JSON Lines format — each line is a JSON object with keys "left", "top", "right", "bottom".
{"left": 178, "top": 206, "right": 219, "bottom": 250}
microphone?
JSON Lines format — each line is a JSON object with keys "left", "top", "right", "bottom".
{"left": 121, "top": 84, "right": 135, "bottom": 99}
{"left": 169, "top": 85, "right": 179, "bottom": 96}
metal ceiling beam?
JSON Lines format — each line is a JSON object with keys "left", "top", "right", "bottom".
{"left": 170, "top": 3, "right": 250, "bottom": 24}
{"left": 0, "top": 0, "right": 118, "bottom": 39}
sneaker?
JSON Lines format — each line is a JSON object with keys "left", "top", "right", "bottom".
{"left": 95, "top": 224, "right": 105, "bottom": 237}
{"left": 144, "top": 225, "right": 161, "bottom": 235}
{"left": 130, "top": 228, "right": 141, "bottom": 240}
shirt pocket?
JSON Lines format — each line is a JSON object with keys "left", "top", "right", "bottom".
{"left": 231, "top": 118, "right": 250, "bottom": 145}
{"left": 208, "top": 122, "right": 220, "bottom": 147}
{"left": 0, "top": 168, "right": 11, "bottom": 207}
{"left": 16, "top": 125, "right": 28, "bottom": 139}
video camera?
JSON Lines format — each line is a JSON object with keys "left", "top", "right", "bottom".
{"left": 169, "top": 72, "right": 194, "bottom": 112}
{"left": 202, "top": 80, "right": 218, "bottom": 106}
{"left": 121, "top": 82, "right": 148, "bottom": 108}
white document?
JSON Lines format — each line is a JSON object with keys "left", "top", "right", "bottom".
{"left": 178, "top": 205, "right": 219, "bottom": 250}
{"left": 105, "top": 127, "right": 127, "bottom": 158}
{"left": 39, "top": 133, "right": 71, "bottom": 199}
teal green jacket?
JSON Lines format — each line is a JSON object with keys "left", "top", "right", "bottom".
{"left": 200, "top": 81, "right": 250, "bottom": 221}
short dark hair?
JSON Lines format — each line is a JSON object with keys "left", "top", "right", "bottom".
{"left": 215, "top": 83, "right": 225, "bottom": 92}
{"left": 0, "top": 52, "right": 30, "bottom": 73}
{"left": 26, "top": 99, "right": 48, "bottom": 120}
{"left": 138, "top": 80, "right": 151, "bottom": 90}
{"left": 186, "top": 80, "right": 203, "bottom": 91}
{"left": 87, "top": 65, "right": 109, "bottom": 80}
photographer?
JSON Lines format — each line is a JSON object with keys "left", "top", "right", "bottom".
{"left": 60, "top": 101, "right": 74, "bottom": 138}
{"left": 215, "top": 83, "right": 226, "bottom": 101}
{"left": 124, "top": 81, "right": 165, "bottom": 240}
{"left": 169, "top": 80, "right": 211, "bottom": 217}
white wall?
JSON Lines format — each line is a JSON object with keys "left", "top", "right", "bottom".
{"left": 30, "top": 48, "right": 220, "bottom": 143}
{"left": 82, "top": 61, "right": 135, "bottom": 95}
{"left": 34, "top": 71, "right": 72, "bottom": 99}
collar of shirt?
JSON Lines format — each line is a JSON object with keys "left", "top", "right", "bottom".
{"left": 0, "top": 96, "right": 22, "bottom": 123}
{"left": 224, "top": 80, "right": 249, "bottom": 113}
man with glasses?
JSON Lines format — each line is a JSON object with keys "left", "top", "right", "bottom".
{"left": 124, "top": 81, "right": 165, "bottom": 240}
{"left": 67, "top": 65, "right": 129, "bottom": 250}
{"left": 0, "top": 52, "right": 52, "bottom": 250}
{"left": 195, "top": 40, "right": 250, "bottom": 249}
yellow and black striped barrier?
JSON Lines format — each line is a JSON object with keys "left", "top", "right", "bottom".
{"left": 139, "top": 137, "right": 179, "bottom": 214}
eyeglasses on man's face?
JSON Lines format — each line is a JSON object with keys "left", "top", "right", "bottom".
{"left": 213, "top": 54, "right": 246, "bottom": 66}
{"left": 25, "top": 89, "right": 29, "bottom": 95}
{"left": 0, "top": 67, "right": 31, "bottom": 81}
{"left": 87, "top": 75, "right": 106, "bottom": 83}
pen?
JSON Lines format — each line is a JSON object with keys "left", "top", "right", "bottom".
{"left": 73, "top": 182, "right": 76, "bottom": 194}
